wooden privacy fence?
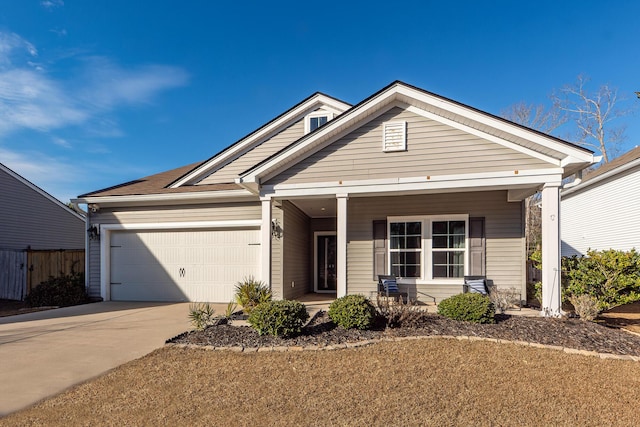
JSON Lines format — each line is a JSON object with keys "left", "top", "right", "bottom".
{"left": 0, "top": 249, "right": 85, "bottom": 300}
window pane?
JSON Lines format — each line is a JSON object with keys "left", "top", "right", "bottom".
{"left": 433, "top": 265, "right": 447, "bottom": 278}
{"left": 391, "top": 265, "right": 401, "bottom": 277}
{"left": 449, "top": 221, "right": 465, "bottom": 235}
{"left": 390, "top": 252, "right": 400, "bottom": 264}
{"left": 432, "top": 221, "right": 447, "bottom": 235}
{"left": 432, "top": 251, "right": 447, "bottom": 264}
{"left": 450, "top": 265, "right": 464, "bottom": 278}
{"left": 390, "top": 222, "right": 404, "bottom": 236}
{"left": 450, "top": 235, "right": 465, "bottom": 248}
{"left": 405, "top": 252, "right": 420, "bottom": 264}
{"left": 318, "top": 116, "right": 328, "bottom": 126}
{"left": 406, "top": 236, "right": 421, "bottom": 249}
{"left": 451, "top": 251, "right": 464, "bottom": 265}
{"left": 407, "top": 222, "right": 421, "bottom": 235}
{"left": 433, "top": 236, "right": 447, "bottom": 248}
{"left": 405, "top": 265, "right": 420, "bottom": 277}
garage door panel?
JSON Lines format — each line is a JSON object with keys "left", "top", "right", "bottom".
{"left": 110, "top": 229, "right": 260, "bottom": 302}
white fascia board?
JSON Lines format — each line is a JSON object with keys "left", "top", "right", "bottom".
{"left": 395, "top": 85, "right": 595, "bottom": 163}
{"left": 404, "top": 105, "right": 561, "bottom": 166}
{"left": 261, "top": 169, "right": 563, "bottom": 198}
{"left": 561, "top": 156, "right": 640, "bottom": 198}
{"left": 72, "top": 189, "right": 257, "bottom": 207}
{"left": 241, "top": 89, "right": 401, "bottom": 183}
{"left": 170, "top": 94, "right": 351, "bottom": 188}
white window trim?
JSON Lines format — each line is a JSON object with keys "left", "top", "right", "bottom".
{"left": 387, "top": 214, "right": 469, "bottom": 284}
{"left": 382, "top": 121, "right": 407, "bottom": 152}
{"left": 304, "top": 111, "right": 334, "bottom": 134}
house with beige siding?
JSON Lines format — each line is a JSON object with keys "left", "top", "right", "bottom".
{"left": 73, "top": 81, "right": 596, "bottom": 315}
{"left": 561, "top": 146, "right": 640, "bottom": 257}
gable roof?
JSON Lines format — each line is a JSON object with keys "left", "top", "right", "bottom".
{"left": 562, "top": 145, "right": 640, "bottom": 197}
{"left": 0, "top": 162, "right": 85, "bottom": 221}
{"left": 168, "top": 91, "right": 351, "bottom": 188}
{"left": 238, "top": 81, "right": 595, "bottom": 188}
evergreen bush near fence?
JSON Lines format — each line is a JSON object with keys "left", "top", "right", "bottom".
{"left": 25, "top": 272, "right": 89, "bottom": 307}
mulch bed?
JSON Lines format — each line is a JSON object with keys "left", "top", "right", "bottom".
{"left": 170, "top": 311, "right": 640, "bottom": 357}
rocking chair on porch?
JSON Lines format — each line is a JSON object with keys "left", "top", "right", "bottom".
{"left": 377, "top": 275, "right": 408, "bottom": 303}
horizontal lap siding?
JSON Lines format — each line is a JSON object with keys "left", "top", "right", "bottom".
{"left": 0, "top": 168, "right": 84, "bottom": 250}
{"left": 198, "top": 119, "right": 305, "bottom": 185}
{"left": 346, "top": 191, "right": 524, "bottom": 303}
{"left": 86, "top": 202, "right": 261, "bottom": 299}
{"left": 561, "top": 166, "right": 640, "bottom": 256}
{"left": 268, "top": 107, "right": 552, "bottom": 186}
{"left": 282, "top": 201, "right": 310, "bottom": 300}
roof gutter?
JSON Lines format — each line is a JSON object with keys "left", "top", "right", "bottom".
{"left": 72, "top": 189, "right": 257, "bottom": 206}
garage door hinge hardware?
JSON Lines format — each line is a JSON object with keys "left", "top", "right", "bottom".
{"left": 179, "top": 268, "right": 186, "bottom": 278}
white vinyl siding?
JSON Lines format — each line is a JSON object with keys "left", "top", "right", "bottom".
{"left": 266, "top": 107, "right": 554, "bottom": 186}
{"left": 561, "top": 165, "right": 640, "bottom": 256}
{"left": 346, "top": 191, "right": 524, "bottom": 303}
{"left": 197, "top": 119, "right": 305, "bottom": 185}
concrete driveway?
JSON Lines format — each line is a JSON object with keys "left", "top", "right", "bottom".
{"left": 0, "top": 301, "right": 205, "bottom": 416}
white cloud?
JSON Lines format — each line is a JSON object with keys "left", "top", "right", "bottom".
{"left": 41, "top": 0, "right": 64, "bottom": 10}
{"left": 52, "top": 137, "right": 71, "bottom": 148}
{"left": 0, "top": 31, "right": 189, "bottom": 138}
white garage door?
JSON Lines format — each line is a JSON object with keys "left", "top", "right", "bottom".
{"left": 110, "top": 229, "right": 260, "bottom": 302}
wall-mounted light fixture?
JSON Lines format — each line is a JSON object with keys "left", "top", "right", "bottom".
{"left": 271, "top": 219, "right": 282, "bottom": 239}
{"left": 87, "top": 225, "right": 100, "bottom": 240}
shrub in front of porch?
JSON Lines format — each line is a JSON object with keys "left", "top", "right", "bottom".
{"left": 247, "top": 300, "right": 309, "bottom": 337}
{"left": 328, "top": 295, "right": 377, "bottom": 330}
{"left": 437, "top": 293, "right": 495, "bottom": 324}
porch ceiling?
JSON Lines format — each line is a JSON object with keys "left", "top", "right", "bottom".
{"left": 290, "top": 198, "right": 336, "bottom": 217}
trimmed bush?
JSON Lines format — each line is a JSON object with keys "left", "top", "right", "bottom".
{"left": 25, "top": 272, "right": 89, "bottom": 307}
{"left": 437, "top": 293, "right": 495, "bottom": 324}
{"left": 328, "top": 294, "right": 377, "bottom": 330}
{"left": 248, "top": 300, "right": 309, "bottom": 337}
{"left": 234, "top": 276, "right": 272, "bottom": 315}
{"left": 568, "top": 293, "right": 599, "bottom": 321}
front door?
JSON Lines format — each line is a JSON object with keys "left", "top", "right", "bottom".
{"left": 314, "top": 232, "right": 337, "bottom": 293}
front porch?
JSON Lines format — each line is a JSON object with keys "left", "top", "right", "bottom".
{"left": 265, "top": 189, "right": 546, "bottom": 309}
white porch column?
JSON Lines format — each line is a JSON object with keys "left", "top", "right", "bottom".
{"left": 336, "top": 194, "right": 349, "bottom": 298}
{"left": 541, "top": 184, "right": 561, "bottom": 317}
{"left": 260, "top": 197, "right": 272, "bottom": 288}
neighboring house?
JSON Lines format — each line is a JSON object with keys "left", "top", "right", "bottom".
{"left": 0, "top": 163, "right": 86, "bottom": 299}
{"left": 73, "top": 81, "right": 596, "bottom": 315}
{"left": 561, "top": 146, "right": 640, "bottom": 257}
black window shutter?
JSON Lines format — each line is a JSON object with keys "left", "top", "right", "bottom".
{"left": 373, "top": 220, "right": 387, "bottom": 280}
{"left": 469, "top": 217, "right": 486, "bottom": 276}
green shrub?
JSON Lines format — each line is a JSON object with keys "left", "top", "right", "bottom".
{"left": 248, "top": 300, "right": 309, "bottom": 337}
{"left": 328, "top": 294, "right": 377, "bottom": 330}
{"left": 25, "top": 272, "right": 88, "bottom": 307}
{"left": 564, "top": 249, "right": 640, "bottom": 311}
{"left": 234, "top": 276, "right": 272, "bottom": 315}
{"left": 188, "top": 302, "right": 218, "bottom": 330}
{"left": 437, "top": 293, "right": 495, "bottom": 324}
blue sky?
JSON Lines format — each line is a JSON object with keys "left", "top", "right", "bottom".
{"left": 1, "top": 1, "right": 639, "bottom": 202}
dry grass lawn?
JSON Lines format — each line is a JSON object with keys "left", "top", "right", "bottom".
{"left": 2, "top": 339, "right": 639, "bottom": 426}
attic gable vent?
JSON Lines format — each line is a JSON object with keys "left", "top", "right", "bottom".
{"left": 382, "top": 121, "right": 406, "bottom": 152}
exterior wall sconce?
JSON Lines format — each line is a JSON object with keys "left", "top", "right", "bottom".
{"left": 271, "top": 219, "right": 282, "bottom": 239}
{"left": 87, "top": 225, "right": 100, "bottom": 240}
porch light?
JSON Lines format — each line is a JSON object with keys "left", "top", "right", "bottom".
{"left": 87, "top": 225, "right": 100, "bottom": 241}
{"left": 271, "top": 219, "right": 282, "bottom": 239}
